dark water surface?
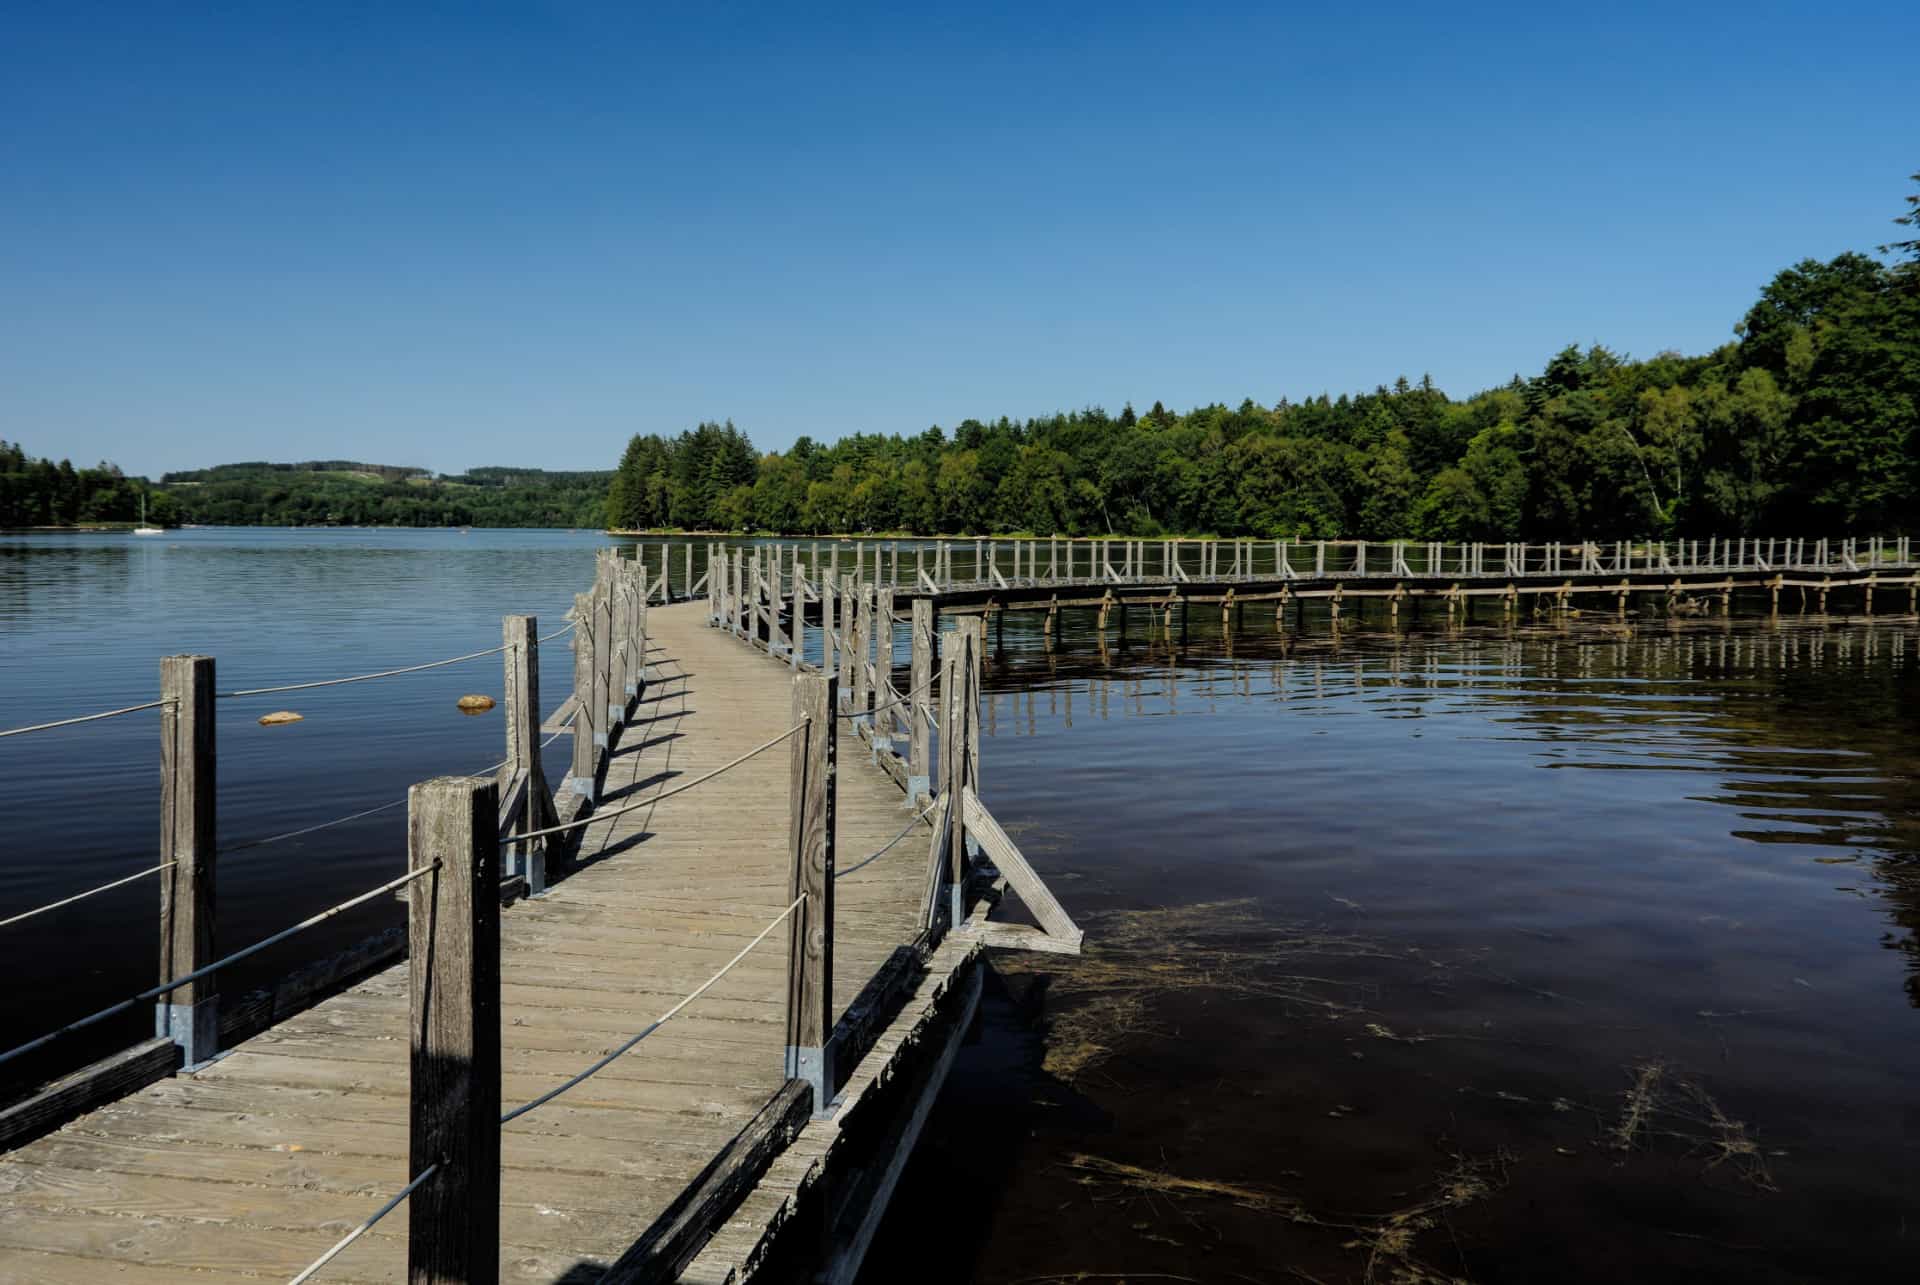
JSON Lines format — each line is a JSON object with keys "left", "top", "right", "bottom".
{"left": 865, "top": 607, "right": 1920, "bottom": 1283}
{"left": 5, "top": 531, "right": 1917, "bottom": 1282}
{"left": 0, "top": 527, "right": 624, "bottom": 1085}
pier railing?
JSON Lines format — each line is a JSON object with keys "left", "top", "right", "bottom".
{"left": 0, "top": 540, "right": 1069, "bottom": 1281}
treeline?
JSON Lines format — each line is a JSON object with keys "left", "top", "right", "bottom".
{"left": 0, "top": 441, "right": 172, "bottom": 527}
{"left": 0, "top": 449, "right": 612, "bottom": 529}
{"left": 606, "top": 189, "right": 1918, "bottom": 538}
{"left": 157, "top": 463, "right": 611, "bottom": 528}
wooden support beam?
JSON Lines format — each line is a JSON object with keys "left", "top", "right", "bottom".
{"left": 786, "top": 672, "right": 837, "bottom": 1114}
{"left": 158, "top": 653, "right": 218, "bottom": 1068}
{"left": 407, "top": 776, "right": 502, "bottom": 1285}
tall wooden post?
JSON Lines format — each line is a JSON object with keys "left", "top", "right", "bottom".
{"left": 838, "top": 578, "right": 856, "bottom": 710}
{"left": 791, "top": 560, "right": 806, "bottom": 670}
{"left": 407, "top": 776, "right": 501, "bottom": 1285}
{"left": 909, "top": 598, "right": 933, "bottom": 798}
{"left": 607, "top": 572, "right": 628, "bottom": 733}
{"left": 821, "top": 568, "right": 838, "bottom": 678}
{"left": 569, "top": 591, "right": 597, "bottom": 799}
{"left": 853, "top": 585, "right": 873, "bottom": 722}
{"left": 786, "top": 672, "right": 837, "bottom": 1116}
{"left": 594, "top": 577, "right": 615, "bottom": 741}
{"left": 503, "top": 616, "right": 553, "bottom": 895}
{"left": 158, "top": 654, "right": 217, "bottom": 1067}
{"left": 941, "top": 627, "right": 970, "bottom": 928}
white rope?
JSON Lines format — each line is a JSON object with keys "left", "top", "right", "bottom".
{"left": 286, "top": 1161, "right": 440, "bottom": 1284}
{"left": 0, "top": 864, "right": 438, "bottom": 1069}
{"left": 537, "top": 621, "right": 576, "bottom": 644}
{"left": 840, "top": 673, "right": 934, "bottom": 721}
{"left": 500, "top": 894, "right": 805, "bottom": 1125}
{"left": 226, "top": 799, "right": 408, "bottom": 854}
{"left": 835, "top": 803, "right": 937, "bottom": 881}
{"left": 0, "top": 700, "right": 170, "bottom": 739}
{"left": 0, "top": 861, "right": 177, "bottom": 928}
{"left": 506, "top": 719, "right": 809, "bottom": 846}
{"left": 218, "top": 643, "right": 514, "bottom": 699}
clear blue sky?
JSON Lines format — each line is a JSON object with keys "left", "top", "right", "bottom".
{"left": 4, "top": 1, "right": 1914, "bottom": 479}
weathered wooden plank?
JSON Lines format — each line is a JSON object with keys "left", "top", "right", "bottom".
{"left": 0, "top": 1039, "right": 178, "bottom": 1153}
{"left": 599, "top": 1080, "right": 812, "bottom": 1284}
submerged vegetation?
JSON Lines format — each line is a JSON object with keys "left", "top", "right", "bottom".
{"left": 608, "top": 176, "right": 1919, "bottom": 539}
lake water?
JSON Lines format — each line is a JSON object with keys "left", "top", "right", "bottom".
{"left": 3, "top": 529, "right": 1915, "bottom": 1281}
{"left": 867, "top": 604, "right": 1920, "bottom": 1283}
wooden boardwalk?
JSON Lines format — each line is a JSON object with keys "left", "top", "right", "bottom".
{"left": 0, "top": 602, "right": 933, "bottom": 1284}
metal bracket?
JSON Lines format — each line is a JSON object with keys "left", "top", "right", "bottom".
{"left": 157, "top": 998, "right": 220, "bottom": 1070}
{"left": 786, "top": 1043, "right": 840, "bottom": 1120}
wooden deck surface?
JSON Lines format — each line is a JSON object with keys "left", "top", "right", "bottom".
{"left": 0, "top": 603, "right": 932, "bottom": 1284}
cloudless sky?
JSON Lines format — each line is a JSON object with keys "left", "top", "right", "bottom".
{"left": 3, "top": 1, "right": 1914, "bottom": 478}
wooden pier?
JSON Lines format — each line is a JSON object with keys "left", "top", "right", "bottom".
{"left": 0, "top": 549, "right": 1077, "bottom": 1283}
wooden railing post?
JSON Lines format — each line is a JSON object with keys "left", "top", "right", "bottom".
{"left": 502, "top": 615, "right": 553, "bottom": 896}
{"left": 733, "top": 547, "right": 747, "bottom": 638}
{"left": 594, "top": 573, "right": 615, "bottom": 744}
{"left": 158, "top": 653, "right": 217, "bottom": 1067}
{"left": 909, "top": 598, "right": 933, "bottom": 798}
{"left": 852, "top": 584, "right": 873, "bottom": 723}
{"left": 821, "top": 567, "right": 837, "bottom": 678}
{"left": 785, "top": 672, "right": 836, "bottom": 1117}
{"left": 837, "top": 576, "right": 855, "bottom": 709}
{"left": 607, "top": 561, "right": 628, "bottom": 736}
{"left": 790, "top": 560, "right": 805, "bottom": 670}
{"left": 407, "top": 776, "right": 501, "bottom": 1285}
{"left": 631, "top": 561, "right": 648, "bottom": 700}
{"left": 941, "top": 630, "right": 966, "bottom": 928}
{"left": 568, "top": 591, "right": 597, "bottom": 799}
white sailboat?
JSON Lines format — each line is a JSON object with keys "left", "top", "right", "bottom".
{"left": 133, "top": 495, "right": 163, "bottom": 536}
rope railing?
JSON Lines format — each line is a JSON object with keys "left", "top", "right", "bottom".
{"left": 504, "top": 719, "right": 809, "bottom": 847}
{"left": 218, "top": 642, "right": 515, "bottom": 699}
{"left": 0, "top": 860, "right": 178, "bottom": 928}
{"left": 0, "top": 699, "right": 172, "bottom": 740}
{"left": 227, "top": 727, "right": 571, "bottom": 856}
{"left": 499, "top": 893, "right": 805, "bottom": 1125}
{"left": 835, "top": 803, "right": 937, "bottom": 881}
{"left": 840, "top": 673, "right": 934, "bottom": 721}
{"left": 286, "top": 1160, "right": 441, "bottom": 1285}
{"left": 0, "top": 864, "right": 439, "bottom": 1070}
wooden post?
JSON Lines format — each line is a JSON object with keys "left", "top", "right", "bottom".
{"left": 909, "top": 598, "right": 933, "bottom": 797}
{"left": 822, "top": 569, "right": 838, "bottom": 678}
{"left": 607, "top": 572, "right": 628, "bottom": 732}
{"left": 785, "top": 672, "right": 836, "bottom": 1116}
{"left": 853, "top": 584, "right": 873, "bottom": 721}
{"left": 407, "top": 776, "right": 501, "bottom": 1285}
{"left": 791, "top": 560, "right": 806, "bottom": 669}
{"left": 941, "top": 634, "right": 964, "bottom": 928}
{"left": 594, "top": 577, "right": 615, "bottom": 742}
{"left": 837, "top": 577, "right": 855, "bottom": 708}
{"left": 158, "top": 654, "right": 217, "bottom": 1067}
{"left": 569, "top": 591, "right": 596, "bottom": 799}
{"left": 502, "top": 615, "right": 553, "bottom": 896}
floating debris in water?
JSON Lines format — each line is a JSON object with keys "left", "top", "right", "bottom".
{"left": 456, "top": 694, "right": 497, "bottom": 713}
{"left": 258, "top": 710, "right": 303, "bottom": 726}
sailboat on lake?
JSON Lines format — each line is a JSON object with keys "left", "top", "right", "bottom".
{"left": 133, "top": 495, "right": 163, "bottom": 536}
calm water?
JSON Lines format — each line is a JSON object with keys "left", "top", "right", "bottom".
{"left": 865, "top": 606, "right": 1920, "bottom": 1283}
{"left": 4, "top": 530, "right": 1917, "bottom": 1281}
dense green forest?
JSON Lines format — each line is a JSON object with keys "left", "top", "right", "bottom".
{"left": 608, "top": 180, "right": 1919, "bottom": 539}
{"left": 155, "top": 461, "right": 610, "bottom": 528}
{"left": 0, "top": 454, "right": 609, "bottom": 529}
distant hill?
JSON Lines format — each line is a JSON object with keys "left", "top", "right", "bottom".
{"left": 155, "top": 459, "right": 613, "bottom": 528}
